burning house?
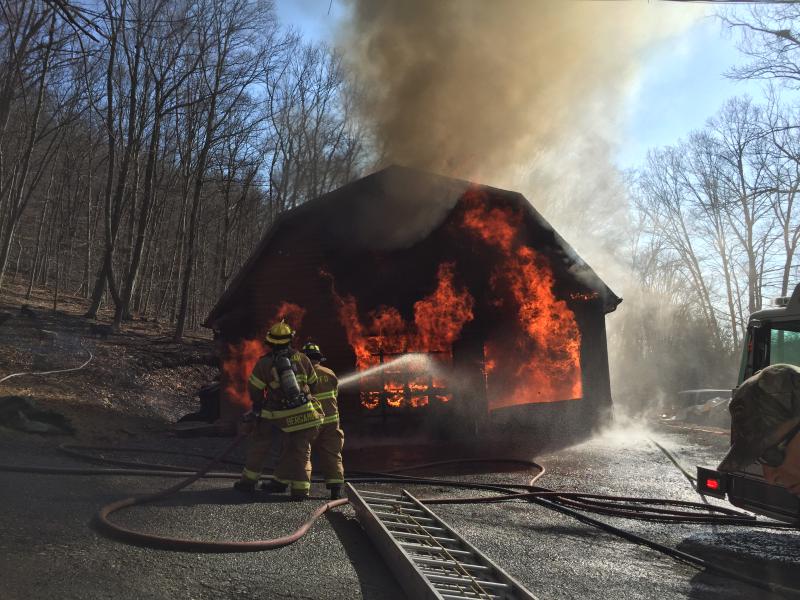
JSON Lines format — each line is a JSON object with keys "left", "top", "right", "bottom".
{"left": 205, "top": 166, "right": 621, "bottom": 442}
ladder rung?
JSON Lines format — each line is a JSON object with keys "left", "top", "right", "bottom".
{"left": 420, "top": 567, "right": 494, "bottom": 581}
{"left": 369, "top": 502, "right": 424, "bottom": 511}
{"left": 360, "top": 497, "right": 418, "bottom": 507}
{"left": 427, "top": 574, "right": 510, "bottom": 590}
{"left": 385, "top": 522, "right": 447, "bottom": 534}
{"left": 380, "top": 518, "right": 438, "bottom": 528}
{"left": 433, "top": 587, "right": 506, "bottom": 598}
{"left": 435, "top": 581, "right": 502, "bottom": 597}
{"left": 349, "top": 484, "right": 537, "bottom": 600}
{"left": 367, "top": 503, "right": 427, "bottom": 514}
{"left": 419, "top": 567, "right": 490, "bottom": 579}
{"left": 385, "top": 507, "right": 428, "bottom": 516}
{"left": 433, "top": 581, "right": 502, "bottom": 596}
{"left": 393, "top": 532, "right": 459, "bottom": 545}
{"left": 375, "top": 511, "right": 435, "bottom": 523}
{"left": 357, "top": 490, "right": 403, "bottom": 498}
{"left": 439, "top": 592, "right": 501, "bottom": 600}
{"left": 413, "top": 557, "right": 490, "bottom": 572}
{"left": 400, "top": 543, "right": 472, "bottom": 556}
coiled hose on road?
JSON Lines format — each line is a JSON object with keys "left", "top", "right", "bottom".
{"left": 1, "top": 438, "right": 799, "bottom": 597}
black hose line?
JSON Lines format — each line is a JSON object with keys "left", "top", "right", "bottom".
{"left": 529, "top": 495, "right": 800, "bottom": 598}
{"left": 0, "top": 441, "right": 798, "bottom": 597}
{"left": 58, "top": 444, "right": 246, "bottom": 470}
{"left": 49, "top": 445, "right": 783, "bottom": 523}
{"left": 0, "top": 447, "right": 791, "bottom": 528}
{"left": 0, "top": 445, "right": 790, "bottom": 526}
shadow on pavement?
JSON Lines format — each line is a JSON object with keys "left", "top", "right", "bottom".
{"left": 678, "top": 531, "right": 800, "bottom": 600}
{"left": 325, "top": 510, "right": 406, "bottom": 600}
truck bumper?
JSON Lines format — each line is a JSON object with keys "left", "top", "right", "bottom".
{"left": 697, "top": 466, "right": 800, "bottom": 524}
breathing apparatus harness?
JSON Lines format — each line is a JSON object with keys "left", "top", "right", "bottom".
{"left": 273, "top": 347, "right": 309, "bottom": 410}
{"left": 241, "top": 347, "right": 310, "bottom": 425}
{"left": 259, "top": 319, "right": 311, "bottom": 411}
{"left": 241, "top": 321, "right": 310, "bottom": 423}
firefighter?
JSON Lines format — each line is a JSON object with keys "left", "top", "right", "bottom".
{"left": 303, "top": 341, "right": 345, "bottom": 500}
{"left": 234, "top": 320, "right": 323, "bottom": 500}
{"left": 719, "top": 363, "right": 800, "bottom": 497}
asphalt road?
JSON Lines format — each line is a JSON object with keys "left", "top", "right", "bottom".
{"left": 1, "top": 422, "right": 798, "bottom": 600}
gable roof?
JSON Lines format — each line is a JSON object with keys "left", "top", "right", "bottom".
{"left": 205, "top": 165, "right": 621, "bottom": 326}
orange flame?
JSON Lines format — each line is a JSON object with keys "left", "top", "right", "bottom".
{"left": 224, "top": 194, "right": 584, "bottom": 416}
{"left": 460, "top": 195, "right": 582, "bottom": 409}
{"left": 331, "top": 262, "right": 473, "bottom": 409}
{"left": 220, "top": 302, "right": 307, "bottom": 410}
{"left": 275, "top": 301, "right": 306, "bottom": 331}
{"left": 363, "top": 392, "right": 380, "bottom": 409}
{"left": 221, "top": 339, "right": 265, "bottom": 409}
{"left": 410, "top": 395, "right": 430, "bottom": 408}
{"left": 413, "top": 263, "right": 476, "bottom": 351}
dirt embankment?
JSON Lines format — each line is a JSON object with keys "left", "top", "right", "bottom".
{"left": 0, "top": 284, "right": 218, "bottom": 442}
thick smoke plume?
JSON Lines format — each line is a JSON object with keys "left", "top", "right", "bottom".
{"left": 342, "top": 0, "right": 700, "bottom": 188}
{"left": 341, "top": 1, "right": 705, "bottom": 410}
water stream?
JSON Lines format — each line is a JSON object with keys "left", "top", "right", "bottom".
{"left": 338, "top": 353, "right": 436, "bottom": 388}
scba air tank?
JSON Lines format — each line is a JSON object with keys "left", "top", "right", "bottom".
{"left": 275, "top": 353, "right": 303, "bottom": 406}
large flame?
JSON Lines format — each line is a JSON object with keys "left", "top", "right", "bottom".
{"left": 221, "top": 339, "right": 264, "bottom": 409}
{"left": 458, "top": 194, "right": 582, "bottom": 409}
{"left": 275, "top": 301, "right": 306, "bottom": 330}
{"left": 221, "top": 301, "right": 306, "bottom": 409}
{"left": 331, "top": 262, "right": 474, "bottom": 408}
{"left": 326, "top": 193, "right": 583, "bottom": 411}
{"left": 222, "top": 196, "right": 583, "bottom": 414}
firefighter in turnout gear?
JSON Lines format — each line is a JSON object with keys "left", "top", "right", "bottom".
{"left": 234, "top": 320, "right": 322, "bottom": 500}
{"left": 303, "top": 341, "right": 345, "bottom": 500}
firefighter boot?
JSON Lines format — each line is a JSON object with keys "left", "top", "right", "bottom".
{"left": 328, "top": 484, "right": 344, "bottom": 500}
{"left": 260, "top": 479, "right": 288, "bottom": 494}
{"left": 233, "top": 479, "right": 257, "bottom": 493}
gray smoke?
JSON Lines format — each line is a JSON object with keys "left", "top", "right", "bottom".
{"left": 340, "top": 0, "right": 706, "bottom": 410}
{"left": 341, "top": 0, "right": 700, "bottom": 188}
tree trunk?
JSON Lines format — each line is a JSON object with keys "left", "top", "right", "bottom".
{"left": 86, "top": 0, "right": 135, "bottom": 319}
{"left": 26, "top": 173, "right": 55, "bottom": 299}
{"left": 0, "top": 16, "right": 55, "bottom": 288}
{"left": 117, "top": 98, "right": 163, "bottom": 325}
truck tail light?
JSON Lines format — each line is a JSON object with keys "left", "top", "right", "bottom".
{"left": 697, "top": 466, "right": 728, "bottom": 498}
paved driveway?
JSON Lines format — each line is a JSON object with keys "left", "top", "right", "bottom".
{"left": 0, "top": 423, "right": 797, "bottom": 599}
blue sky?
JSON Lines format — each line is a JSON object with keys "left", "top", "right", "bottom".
{"left": 273, "top": 1, "right": 768, "bottom": 171}
{"left": 273, "top": 0, "right": 344, "bottom": 41}
{"left": 615, "top": 10, "right": 765, "bottom": 169}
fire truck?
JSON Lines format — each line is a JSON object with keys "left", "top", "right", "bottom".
{"left": 696, "top": 285, "right": 800, "bottom": 524}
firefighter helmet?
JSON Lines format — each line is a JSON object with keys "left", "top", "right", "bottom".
{"left": 265, "top": 320, "right": 294, "bottom": 346}
{"left": 302, "top": 341, "right": 325, "bottom": 362}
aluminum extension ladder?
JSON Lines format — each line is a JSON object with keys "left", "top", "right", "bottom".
{"left": 347, "top": 484, "right": 539, "bottom": 600}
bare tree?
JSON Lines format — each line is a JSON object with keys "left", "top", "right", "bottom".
{"left": 115, "top": 0, "right": 199, "bottom": 326}
{"left": 630, "top": 92, "right": 800, "bottom": 401}
{"left": 0, "top": 4, "right": 58, "bottom": 287}
{"left": 722, "top": 5, "right": 800, "bottom": 88}
{"left": 763, "top": 98, "right": 800, "bottom": 297}
{"left": 635, "top": 146, "right": 726, "bottom": 349}
{"left": 0, "top": 0, "right": 368, "bottom": 337}
{"left": 174, "top": 0, "right": 276, "bottom": 340}
{"left": 708, "top": 97, "right": 775, "bottom": 315}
